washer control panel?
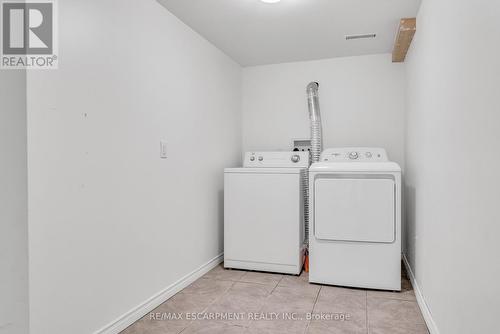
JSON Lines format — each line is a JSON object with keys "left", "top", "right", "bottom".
{"left": 320, "top": 148, "right": 388, "bottom": 162}
{"left": 244, "top": 151, "right": 309, "bottom": 168}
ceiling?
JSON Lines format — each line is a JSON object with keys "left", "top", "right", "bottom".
{"left": 157, "top": 0, "right": 421, "bottom": 67}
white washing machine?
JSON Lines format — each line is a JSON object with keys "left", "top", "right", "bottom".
{"left": 309, "top": 148, "right": 401, "bottom": 290}
{"left": 224, "top": 151, "right": 309, "bottom": 275}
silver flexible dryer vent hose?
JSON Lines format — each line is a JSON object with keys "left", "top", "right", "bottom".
{"left": 303, "top": 82, "right": 322, "bottom": 247}
{"left": 306, "top": 82, "right": 322, "bottom": 163}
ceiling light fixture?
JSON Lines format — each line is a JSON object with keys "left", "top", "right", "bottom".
{"left": 261, "top": 0, "right": 281, "bottom": 3}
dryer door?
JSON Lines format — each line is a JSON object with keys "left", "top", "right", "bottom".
{"left": 314, "top": 177, "right": 395, "bottom": 243}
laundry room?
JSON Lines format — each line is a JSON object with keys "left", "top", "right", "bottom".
{"left": 1, "top": 1, "right": 498, "bottom": 334}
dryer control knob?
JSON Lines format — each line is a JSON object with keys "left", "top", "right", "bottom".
{"left": 258, "top": 156, "right": 263, "bottom": 161}
{"left": 349, "top": 152, "right": 359, "bottom": 160}
{"left": 250, "top": 156, "right": 255, "bottom": 161}
{"left": 291, "top": 155, "right": 301, "bottom": 163}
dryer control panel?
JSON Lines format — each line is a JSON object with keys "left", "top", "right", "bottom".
{"left": 244, "top": 151, "right": 310, "bottom": 168}
{"left": 320, "top": 148, "right": 388, "bottom": 162}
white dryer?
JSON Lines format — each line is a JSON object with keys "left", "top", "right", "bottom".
{"left": 224, "top": 152, "right": 309, "bottom": 275}
{"left": 309, "top": 148, "right": 401, "bottom": 290}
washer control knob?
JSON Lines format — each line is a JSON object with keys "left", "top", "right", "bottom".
{"left": 250, "top": 156, "right": 255, "bottom": 161}
{"left": 349, "top": 152, "right": 359, "bottom": 160}
{"left": 291, "top": 155, "right": 301, "bottom": 163}
{"left": 365, "top": 152, "right": 373, "bottom": 158}
{"left": 258, "top": 156, "right": 264, "bottom": 161}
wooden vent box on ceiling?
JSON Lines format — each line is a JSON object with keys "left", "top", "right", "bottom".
{"left": 392, "top": 18, "right": 416, "bottom": 62}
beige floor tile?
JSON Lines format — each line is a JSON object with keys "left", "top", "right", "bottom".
{"left": 121, "top": 313, "right": 188, "bottom": 334}
{"left": 122, "top": 292, "right": 218, "bottom": 334}
{"left": 182, "top": 321, "right": 248, "bottom": 334}
{"left": 273, "top": 284, "right": 321, "bottom": 299}
{"left": 205, "top": 290, "right": 264, "bottom": 314}
{"left": 155, "top": 291, "right": 218, "bottom": 314}
{"left": 260, "top": 286, "right": 318, "bottom": 314}
{"left": 121, "top": 269, "right": 428, "bottom": 334}
{"left": 306, "top": 319, "right": 366, "bottom": 334}
{"left": 247, "top": 318, "right": 309, "bottom": 334}
{"left": 203, "top": 264, "right": 247, "bottom": 282}
{"left": 240, "top": 271, "right": 283, "bottom": 286}
{"left": 313, "top": 288, "right": 367, "bottom": 330}
{"left": 278, "top": 271, "right": 310, "bottom": 289}
{"left": 367, "top": 278, "right": 416, "bottom": 301}
{"left": 319, "top": 285, "right": 367, "bottom": 299}
{"left": 182, "top": 277, "right": 234, "bottom": 297}
{"left": 367, "top": 297, "right": 426, "bottom": 330}
{"left": 203, "top": 283, "right": 271, "bottom": 327}
{"left": 369, "top": 324, "right": 429, "bottom": 334}
{"left": 229, "top": 281, "right": 275, "bottom": 298}
{"left": 314, "top": 291, "right": 367, "bottom": 313}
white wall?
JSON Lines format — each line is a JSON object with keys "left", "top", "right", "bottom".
{"left": 0, "top": 71, "right": 28, "bottom": 334}
{"left": 26, "top": 1, "right": 241, "bottom": 333}
{"left": 242, "top": 54, "right": 406, "bottom": 168}
{"left": 405, "top": 1, "right": 500, "bottom": 333}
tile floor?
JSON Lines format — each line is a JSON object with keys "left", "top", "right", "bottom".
{"left": 121, "top": 264, "right": 428, "bottom": 334}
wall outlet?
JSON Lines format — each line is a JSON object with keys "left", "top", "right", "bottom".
{"left": 292, "top": 139, "right": 311, "bottom": 152}
{"left": 160, "top": 141, "right": 167, "bottom": 159}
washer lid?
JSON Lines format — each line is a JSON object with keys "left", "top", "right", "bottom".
{"left": 309, "top": 161, "right": 401, "bottom": 173}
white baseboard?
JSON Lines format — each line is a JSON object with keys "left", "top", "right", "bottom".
{"left": 94, "top": 253, "right": 224, "bottom": 334}
{"left": 402, "top": 254, "right": 440, "bottom": 334}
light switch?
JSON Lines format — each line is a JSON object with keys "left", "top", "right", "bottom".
{"left": 160, "top": 141, "right": 167, "bottom": 159}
